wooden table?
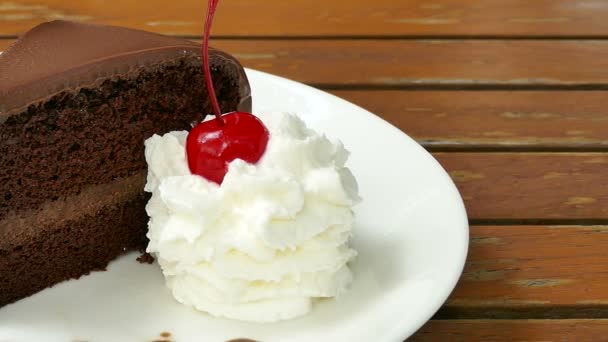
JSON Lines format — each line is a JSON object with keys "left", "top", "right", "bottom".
{"left": 3, "top": 1, "right": 608, "bottom": 340}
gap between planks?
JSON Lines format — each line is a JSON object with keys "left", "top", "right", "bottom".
{"left": 434, "top": 306, "right": 608, "bottom": 320}
{"left": 13, "top": 35, "right": 608, "bottom": 40}
{"left": 469, "top": 219, "right": 608, "bottom": 226}
{"left": 412, "top": 319, "right": 608, "bottom": 341}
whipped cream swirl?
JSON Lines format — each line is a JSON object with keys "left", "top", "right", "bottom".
{"left": 144, "top": 112, "right": 360, "bottom": 322}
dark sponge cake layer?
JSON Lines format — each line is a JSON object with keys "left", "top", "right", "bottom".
{"left": 0, "top": 175, "right": 149, "bottom": 307}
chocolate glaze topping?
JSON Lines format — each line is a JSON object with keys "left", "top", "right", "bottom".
{"left": 0, "top": 20, "right": 251, "bottom": 120}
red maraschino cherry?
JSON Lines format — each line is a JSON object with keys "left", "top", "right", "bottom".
{"left": 186, "top": 0, "right": 269, "bottom": 184}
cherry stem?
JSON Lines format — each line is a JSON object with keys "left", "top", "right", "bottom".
{"left": 203, "top": 0, "right": 223, "bottom": 126}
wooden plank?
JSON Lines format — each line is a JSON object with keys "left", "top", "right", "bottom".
{"left": 444, "top": 226, "right": 608, "bottom": 319}
{"left": 0, "top": 39, "right": 12, "bottom": 50}
{"left": 213, "top": 40, "right": 608, "bottom": 87}
{"left": 411, "top": 319, "right": 608, "bottom": 341}
{"left": 331, "top": 91, "right": 608, "bottom": 150}
{"left": 435, "top": 153, "right": 608, "bottom": 220}
{"left": 2, "top": 0, "right": 608, "bottom": 37}
{"left": 3, "top": 38, "right": 608, "bottom": 87}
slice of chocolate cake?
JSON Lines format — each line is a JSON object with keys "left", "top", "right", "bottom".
{"left": 0, "top": 20, "right": 251, "bottom": 307}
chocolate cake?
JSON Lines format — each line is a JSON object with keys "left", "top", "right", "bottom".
{"left": 0, "top": 20, "right": 251, "bottom": 307}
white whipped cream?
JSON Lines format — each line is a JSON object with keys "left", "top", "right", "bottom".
{"left": 143, "top": 112, "right": 360, "bottom": 322}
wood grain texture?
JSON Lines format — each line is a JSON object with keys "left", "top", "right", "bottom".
{"left": 0, "top": 39, "right": 11, "bottom": 50}
{"left": 2, "top": 0, "right": 608, "bottom": 37}
{"left": 3, "top": 38, "right": 608, "bottom": 87}
{"left": 444, "top": 226, "right": 608, "bottom": 318}
{"left": 435, "top": 153, "right": 608, "bottom": 220}
{"left": 411, "top": 319, "right": 608, "bottom": 341}
{"left": 212, "top": 40, "right": 608, "bottom": 87}
{"left": 332, "top": 91, "right": 608, "bottom": 150}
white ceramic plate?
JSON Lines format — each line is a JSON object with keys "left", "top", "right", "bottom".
{"left": 0, "top": 69, "right": 468, "bottom": 342}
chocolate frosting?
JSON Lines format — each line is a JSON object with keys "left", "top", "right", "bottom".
{"left": 0, "top": 20, "right": 251, "bottom": 120}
